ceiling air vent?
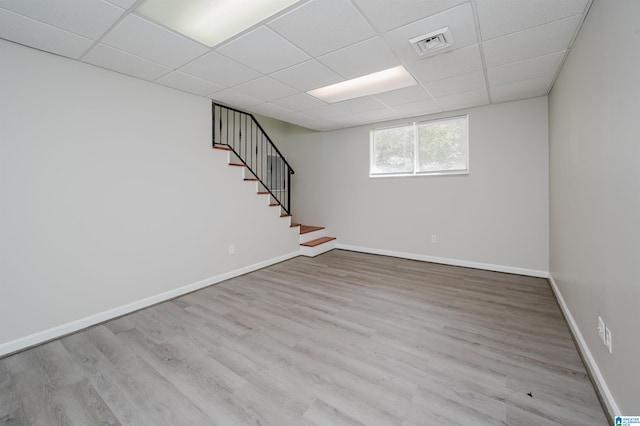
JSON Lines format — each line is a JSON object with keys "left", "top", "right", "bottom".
{"left": 409, "top": 27, "right": 454, "bottom": 57}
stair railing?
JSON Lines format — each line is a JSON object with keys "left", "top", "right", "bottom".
{"left": 212, "top": 103, "right": 294, "bottom": 214}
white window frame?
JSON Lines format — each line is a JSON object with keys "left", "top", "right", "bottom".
{"left": 369, "top": 114, "right": 469, "bottom": 178}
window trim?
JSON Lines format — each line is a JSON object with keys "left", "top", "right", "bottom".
{"left": 369, "top": 114, "right": 469, "bottom": 178}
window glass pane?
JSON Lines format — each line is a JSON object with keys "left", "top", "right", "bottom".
{"left": 371, "top": 126, "right": 415, "bottom": 175}
{"left": 417, "top": 116, "right": 468, "bottom": 173}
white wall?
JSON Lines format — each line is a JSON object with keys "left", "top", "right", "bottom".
{"left": 0, "top": 40, "right": 299, "bottom": 354}
{"left": 282, "top": 97, "right": 549, "bottom": 274}
{"left": 548, "top": 0, "right": 640, "bottom": 415}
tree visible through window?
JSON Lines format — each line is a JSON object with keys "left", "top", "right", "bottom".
{"left": 370, "top": 115, "right": 468, "bottom": 177}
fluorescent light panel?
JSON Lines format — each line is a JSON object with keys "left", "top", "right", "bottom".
{"left": 138, "top": 0, "right": 301, "bottom": 47}
{"left": 307, "top": 66, "right": 417, "bottom": 103}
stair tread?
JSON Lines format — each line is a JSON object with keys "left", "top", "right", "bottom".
{"left": 244, "top": 178, "right": 258, "bottom": 181}
{"left": 229, "top": 163, "right": 245, "bottom": 167}
{"left": 300, "top": 225, "right": 325, "bottom": 235}
{"left": 257, "top": 191, "right": 270, "bottom": 195}
{"left": 291, "top": 223, "right": 301, "bottom": 228}
{"left": 269, "top": 203, "right": 281, "bottom": 207}
{"left": 301, "top": 236, "right": 336, "bottom": 247}
{"left": 280, "top": 213, "right": 292, "bottom": 218}
{"left": 213, "top": 145, "right": 231, "bottom": 151}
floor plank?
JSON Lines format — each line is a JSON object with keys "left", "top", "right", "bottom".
{"left": 0, "top": 250, "right": 607, "bottom": 425}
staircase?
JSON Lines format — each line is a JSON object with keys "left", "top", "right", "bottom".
{"left": 212, "top": 103, "right": 336, "bottom": 257}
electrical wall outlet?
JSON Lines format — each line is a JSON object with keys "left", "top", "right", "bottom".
{"left": 228, "top": 244, "right": 235, "bottom": 255}
{"left": 597, "top": 316, "right": 605, "bottom": 343}
{"left": 605, "top": 326, "right": 612, "bottom": 353}
{"left": 431, "top": 235, "right": 437, "bottom": 243}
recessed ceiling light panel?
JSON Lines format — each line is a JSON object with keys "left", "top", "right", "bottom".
{"left": 138, "top": 0, "right": 301, "bottom": 47}
{"left": 307, "top": 66, "right": 417, "bottom": 103}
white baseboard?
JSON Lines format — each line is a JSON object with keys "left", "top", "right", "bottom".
{"left": 336, "top": 244, "right": 549, "bottom": 278}
{"left": 0, "top": 250, "right": 300, "bottom": 358}
{"left": 548, "top": 274, "right": 619, "bottom": 419}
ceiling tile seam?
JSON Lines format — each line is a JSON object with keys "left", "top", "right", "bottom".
{"left": 469, "top": 0, "right": 493, "bottom": 104}
{"left": 314, "top": 35, "right": 383, "bottom": 79}
{"left": 345, "top": 0, "right": 387, "bottom": 35}
{"left": 0, "top": 7, "right": 96, "bottom": 50}
{"left": 478, "top": 12, "right": 587, "bottom": 43}
{"left": 348, "top": 0, "right": 468, "bottom": 35}
{"left": 546, "top": 0, "right": 593, "bottom": 95}
{"left": 81, "top": 44, "right": 174, "bottom": 77}
{"left": 214, "top": 39, "right": 309, "bottom": 76}
{"left": 489, "top": 73, "right": 556, "bottom": 89}
{"left": 77, "top": 7, "right": 133, "bottom": 61}
{"left": 94, "top": 13, "right": 216, "bottom": 76}
{"left": 487, "top": 50, "right": 569, "bottom": 71}
{"left": 264, "top": 0, "right": 335, "bottom": 59}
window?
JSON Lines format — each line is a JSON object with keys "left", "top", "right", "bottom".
{"left": 370, "top": 115, "right": 468, "bottom": 177}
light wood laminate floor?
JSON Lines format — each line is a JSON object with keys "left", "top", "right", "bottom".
{"left": 0, "top": 250, "right": 607, "bottom": 425}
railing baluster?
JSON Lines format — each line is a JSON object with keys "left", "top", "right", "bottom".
{"left": 211, "top": 103, "right": 293, "bottom": 214}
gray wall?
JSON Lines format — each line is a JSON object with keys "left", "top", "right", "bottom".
{"left": 0, "top": 40, "right": 299, "bottom": 353}
{"left": 282, "top": 97, "right": 549, "bottom": 274}
{"left": 548, "top": 0, "right": 640, "bottom": 414}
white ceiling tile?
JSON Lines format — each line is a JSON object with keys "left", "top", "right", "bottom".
{"left": 268, "top": 0, "right": 376, "bottom": 56}
{"left": 436, "top": 87, "right": 489, "bottom": 110}
{"left": 492, "top": 89, "right": 548, "bottom": 104}
{"left": 306, "top": 97, "right": 387, "bottom": 120}
{"left": 269, "top": 93, "right": 327, "bottom": 111}
{"left": 82, "top": 44, "right": 171, "bottom": 81}
{"left": 276, "top": 112, "right": 318, "bottom": 128}
{"left": 270, "top": 60, "right": 342, "bottom": 92}
{"left": 0, "top": 8, "right": 93, "bottom": 59}
{"left": 247, "top": 103, "right": 293, "bottom": 119}
{"left": 233, "top": 77, "right": 297, "bottom": 101}
{"left": 210, "top": 89, "right": 263, "bottom": 109}
{"left": 483, "top": 15, "right": 582, "bottom": 68}
{"left": 344, "top": 107, "right": 401, "bottom": 123}
{"left": 104, "top": 0, "right": 137, "bottom": 10}
{"left": 384, "top": 3, "right": 478, "bottom": 65}
{"left": 374, "top": 85, "right": 432, "bottom": 106}
{"left": 424, "top": 70, "right": 486, "bottom": 98}
{"left": 487, "top": 51, "right": 566, "bottom": 86}
{"left": 490, "top": 75, "right": 554, "bottom": 100}
{"left": 180, "top": 52, "right": 260, "bottom": 87}
{"left": 391, "top": 99, "right": 442, "bottom": 116}
{"left": 407, "top": 44, "right": 482, "bottom": 83}
{"left": 323, "top": 115, "right": 365, "bottom": 128}
{"left": 318, "top": 37, "right": 400, "bottom": 79}
{"left": 216, "top": 27, "right": 309, "bottom": 74}
{"left": 156, "top": 71, "right": 224, "bottom": 96}
{"left": 307, "top": 122, "right": 338, "bottom": 131}
{"left": 477, "top": 0, "right": 588, "bottom": 41}
{"left": 101, "top": 15, "right": 209, "bottom": 68}
{"left": 0, "top": 0, "right": 124, "bottom": 39}
{"left": 352, "top": 0, "right": 467, "bottom": 32}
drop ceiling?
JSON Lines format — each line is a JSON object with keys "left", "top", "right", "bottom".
{"left": 0, "top": 0, "right": 591, "bottom": 131}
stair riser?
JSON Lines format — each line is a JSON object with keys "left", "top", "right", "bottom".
{"left": 300, "top": 241, "right": 335, "bottom": 257}
{"left": 300, "top": 229, "right": 326, "bottom": 244}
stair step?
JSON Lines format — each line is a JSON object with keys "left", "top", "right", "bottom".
{"left": 301, "top": 237, "right": 336, "bottom": 247}
{"left": 229, "top": 163, "right": 245, "bottom": 167}
{"left": 291, "top": 223, "right": 301, "bottom": 228}
{"left": 213, "top": 145, "right": 231, "bottom": 151}
{"left": 244, "top": 178, "right": 258, "bottom": 181}
{"left": 269, "top": 203, "right": 281, "bottom": 207}
{"left": 280, "top": 213, "right": 292, "bottom": 218}
{"left": 300, "top": 225, "right": 324, "bottom": 235}
{"left": 257, "top": 191, "right": 270, "bottom": 195}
